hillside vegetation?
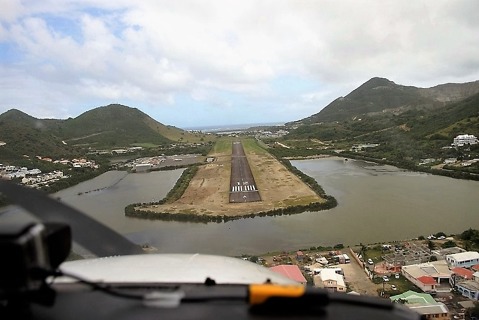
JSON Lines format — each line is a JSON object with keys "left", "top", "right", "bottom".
{"left": 274, "top": 78, "right": 479, "bottom": 173}
{"left": 293, "top": 77, "right": 479, "bottom": 124}
{"left": 0, "top": 104, "right": 214, "bottom": 161}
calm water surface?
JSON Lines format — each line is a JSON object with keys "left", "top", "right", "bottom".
{"left": 14, "top": 158, "right": 478, "bottom": 256}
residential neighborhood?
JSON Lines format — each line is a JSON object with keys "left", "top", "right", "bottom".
{"left": 0, "top": 157, "right": 99, "bottom": 189}
{"left": 254, "top": 238, "right": 479, "bottom": 320}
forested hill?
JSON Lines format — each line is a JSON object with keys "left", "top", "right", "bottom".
{"left": 58, "top": 104, "right": 173, "bottom": 146}
{"left": 293, "top": 77, "right": 479, "bottom": 124}
{"left": 0, "top": 104, "right": 210, "bottom": 160}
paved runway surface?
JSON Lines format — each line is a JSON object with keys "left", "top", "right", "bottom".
{"left": 229, "top": 141, "right": 261, "bottom": 203}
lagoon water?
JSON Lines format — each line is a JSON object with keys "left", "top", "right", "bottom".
{"left": 43, "top": 158, "right": 479, "bottom": 255}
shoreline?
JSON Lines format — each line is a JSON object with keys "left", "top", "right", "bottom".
{"left": 124, "top": 139, "right": 337, "bottom": 223}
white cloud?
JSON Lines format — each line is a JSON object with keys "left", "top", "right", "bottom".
{"left": 1, "top": 0, "right": 479, "bottom": 125}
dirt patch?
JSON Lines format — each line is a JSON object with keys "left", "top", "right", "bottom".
{"left": 141, "top": 140, "right": 324, "bottom": 216}
{"left": 340, "top": 261, "right": 381, "bottom": 296}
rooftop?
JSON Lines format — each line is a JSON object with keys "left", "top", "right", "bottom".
{"left": 447, "top": 251, "right": 479, "bottom": 261}
{"left": 452, "top": 267, "right": 474, "bottom": 279}
{"left": 390, "top": 290, "right": 437, "bottom": 304}
{"left": 456, "top": 280, "right": 479, "bottom": 292}
{"left": 417, "top": 276, "right": 437, "bottom": 285}
{"left": 269, "top": 265, "right": 307, "bottom": 284}
{"left": 408, "top": 304, "right": 449, "bottom": 315}
{"left": 315, "top": 269, "right": 346, "bottom": 288}
{"left": 402, "top": 260, "right": 451, "bottom": 279}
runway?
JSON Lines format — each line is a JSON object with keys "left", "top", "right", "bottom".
{"left": 229, "top": 141, "right": 261, "bottom": 203}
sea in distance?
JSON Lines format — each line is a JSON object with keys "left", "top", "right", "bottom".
{"left": 3, "top": 157, "right": 478, "bottom": 256}
{"left": 185, "top": 122, "right": 284, "bottom": 133}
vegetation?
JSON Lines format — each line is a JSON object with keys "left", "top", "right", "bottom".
{"left": 278, "top": 80, "right": 479, "bottom": 178}
{"left": 460, "top": 228, "right": 479, "bottom": 250}
{"left": 441, "top": 240, "right": 457, "bottom": 248}
{"left": 296, "top": 77, "right": 440, "bottom": 124}
{"left": 125, "top": 200, "right": 338, "bottom": 223}
{"left": 0, "top": 104, "right": 213, "bottom": 161}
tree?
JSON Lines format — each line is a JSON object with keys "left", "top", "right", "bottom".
{"left": 434, "top": 231, "right": 446, "bottom": 238}
{"left": 441, "top": 240, "right": 456, "bottom": 248}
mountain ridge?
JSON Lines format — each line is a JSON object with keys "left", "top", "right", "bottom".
{"left": 294, "top": 77, "right": 479, "bottom": 124}
{"left": 0, "top": 104, "right": 210, "bottom": 160}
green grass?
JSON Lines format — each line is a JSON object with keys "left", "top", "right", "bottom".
{"left": 379, "top": 274, "right": 420, "bottom": 295}
{"left": 242, "top": 138, "right": 267, "bottom": 154}
{"left": 364, "top": 247, "right": 384, "bottom": 263}
{"left": 210, "top": 137, "right": 233, "bottom": 154}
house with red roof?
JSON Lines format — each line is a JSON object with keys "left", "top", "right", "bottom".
{"left": 450, "top": 267, "right": 475, "bottom": 286}
{"left": 454, "top": 271, "right": 479, "bottom": 301}
{"left": 269, "top": 265, "right": 307, "bottom": 285}
{"left": 417, "top": 276, "right": 437, "bottom": 292}
{"left": 401, "top": 261, "right": 452, "bottom": 293}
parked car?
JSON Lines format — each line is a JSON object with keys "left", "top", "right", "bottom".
{"left": 395, "top": 273, "right": 400, "bottom": 279}
{"left": 391, "top": 285, "right": 397, "bottom": 290}
{"left": 367, "top": 259, "right": 374, "bottom": 265}
{"left": 382, "top": 276, "right": 389, "bottom": 282}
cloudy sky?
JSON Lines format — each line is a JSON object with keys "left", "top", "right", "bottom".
{"left": 1, "top": 0, "right": 478, "bottom": 128}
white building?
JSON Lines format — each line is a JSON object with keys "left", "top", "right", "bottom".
{"left": 452, "top": 134, "right": 479, "bottom": 147}
{"left": 401, "top": 261, "right": 452, "bottom": 293}
{"left": 446, "top": 251, "right": 479, "bottom": 268}
{"left": 455, "top": 271, "right": 479, "bottom": 300}
{"left": 314, "top": 268, "right": 346, "bottom": 292}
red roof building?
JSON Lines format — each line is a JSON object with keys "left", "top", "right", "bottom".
{"left": 471, "top": 264, "right": 479, "bottom": 272}
{"left": 269, "top": 265, "right": 307, "bottom": 285}
{"left": 417, "top": 276, "right": 437, "bottom": 285}
{"left": 452, "top": 267, "right": 474, "bottom": 280}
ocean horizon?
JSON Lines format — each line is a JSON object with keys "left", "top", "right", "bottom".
{"left": 184, "top": 122, "right": 285, "bottom": 132}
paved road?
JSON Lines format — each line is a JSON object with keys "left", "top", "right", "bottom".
{"left": 229, "top": 141, "right": 261, "bottom": 203}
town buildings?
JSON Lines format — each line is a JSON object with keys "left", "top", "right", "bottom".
{"left": 390, "top": 291, "right": 449, "bottom": 320}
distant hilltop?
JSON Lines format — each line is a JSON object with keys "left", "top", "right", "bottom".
{"left": 0, "top": 104, "right": 213, "bottom": 160}
{"left": 292, "top": 77, "right": 479, "bottom": 124}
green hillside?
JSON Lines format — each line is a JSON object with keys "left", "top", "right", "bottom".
{"left": 295, "top": 78, "right": 439, "bottom": 124}
{"left": 0, "top": 104, "right": 215, "bottom": 161}
{"left": 399, "top": 92, "right": 479, "bottom": 139}
{"left": 0, "top": 109, "right": 71, "bottom": 160}
{"left": 59, "top": 104, "right": 172, "bottom": 147}
{"left": 294, "top": 77, "right": 479, "bottom": 125}
{"left": 280, "top": 79, "right": 479, "bottom": 169}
